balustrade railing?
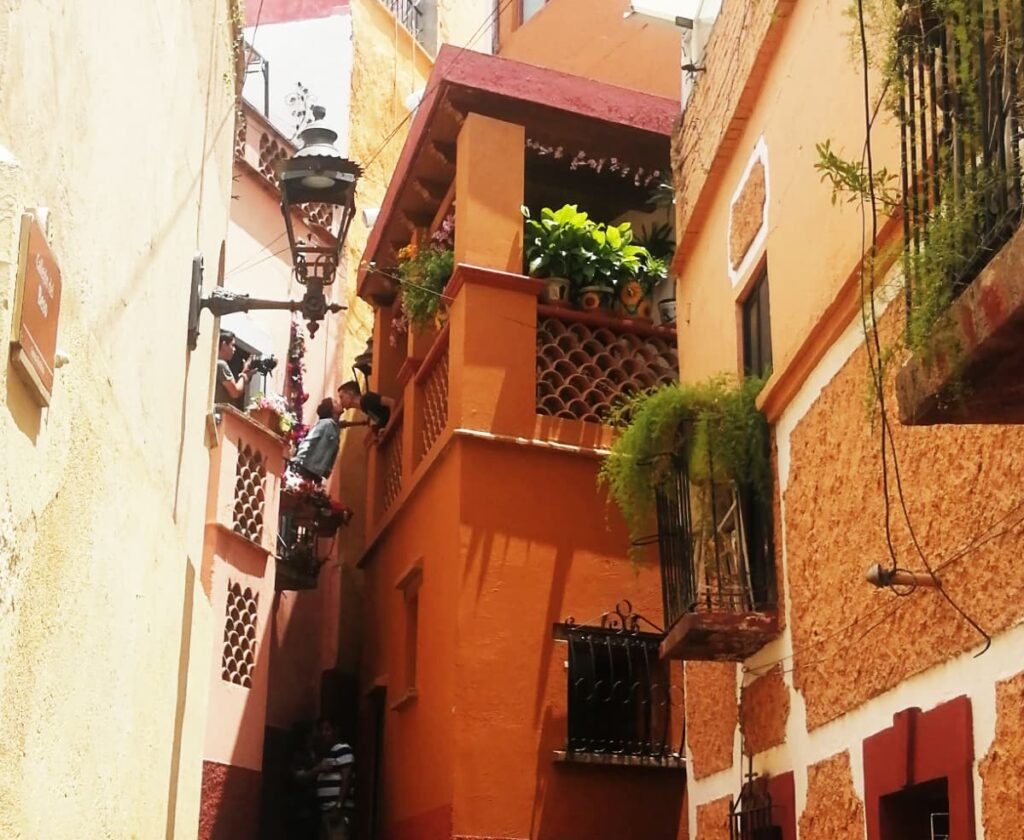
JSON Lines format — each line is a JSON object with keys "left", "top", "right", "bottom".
{"left": 377, "top": 405, "right": 404, "bottom": 518}
{"left": 535, "top": 307, "right": 678, "bottom": 424}
{"left": 383, "top": 0, "right": 423, "bottom": 40}
{"left": 898, "top": 0, "right": 1024, "bottom": 319}
{"left": 655, "top": 453, "right": 775, "bottom": 630}
{"left": 415, "top": 327, "right": 449, "bottom": 466}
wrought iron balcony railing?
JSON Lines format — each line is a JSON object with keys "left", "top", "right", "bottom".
{"left": 383, "top": 0, "right": 423, "bottom": 41}
{"left": 898, "top": 0, "right": 1024, "bottom": 317}
{"left": 655, "top": 455, "right": 777, "bottom": 661}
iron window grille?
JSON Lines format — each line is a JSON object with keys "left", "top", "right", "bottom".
{"left": 730, "top": 776, "right": 782, "bottom": 840}
{"left": 896, "top": 0, "right": 1024, "bottom": 319}
{"left": 383, "top": 0, "right": 423, "bottom": 41}
{"left": 554, "top": 602, "right": 684, "bottom": 764}
{"left": 654, "top": 442, "right": 775, "bottom": 631}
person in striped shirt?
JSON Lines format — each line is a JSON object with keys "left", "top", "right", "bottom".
{"left": 316, "top": 718, "right": 354, "bottom": 840}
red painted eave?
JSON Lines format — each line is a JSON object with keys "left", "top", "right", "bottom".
{"left": 357, "top": 46, "right": 679, "bottom": 302}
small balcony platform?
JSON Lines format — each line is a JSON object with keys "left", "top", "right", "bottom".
{"left": 660, "top": 609, "right": 779, "bottom": 661}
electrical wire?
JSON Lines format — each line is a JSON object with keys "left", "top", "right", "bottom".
{"left": 852, "top": 0, "right": 991, "bottom": 654}
{"left": 225, "top": 231, "right": 288, "bottom": 276}
{"left": 742, "top": 497, "right": 1024, "bottom": 681}
{"left": 227, "top": 0, "right": 517, "bottom": 289}
{"left": 361, "top": 0, "right": 520, "bottom": 171}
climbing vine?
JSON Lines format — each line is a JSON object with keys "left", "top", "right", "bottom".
{"left": 815, "top": 0, "right": 1024, "bottom": 364}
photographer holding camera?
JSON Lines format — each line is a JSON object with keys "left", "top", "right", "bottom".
{"left": 215, "top": 331, "right": 252, "bottom": 406}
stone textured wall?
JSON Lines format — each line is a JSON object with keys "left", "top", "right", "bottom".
{"left": 685, "top": 661, "right": 737, "bottom": 779}
{"left": 729, "top": 160, "right": 766, "bottom": 271}
{"left": 0, "top": 0, "right": 235, "bottom": 836}
{"left": 798, "top": 751, "right": 865, "bottom": 840}
{"left": 739, "top": 665, "right": 789, "bottom": 755}
{"left": 695, "top": 795, "right": 731, "bottom": 840}
{"left": 980, "top": 670, "right": 1024, "bottom": 837}
{"left": 785, "top": 314, "right": 1024, "bottom": 729}
{"left": 671, "top": 0, "right": 795, "bottom": 246}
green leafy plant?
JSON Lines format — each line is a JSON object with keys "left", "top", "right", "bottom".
{"left": 397, "top": 244, "right": 454, "bottom": 330}
{"left": 599, "top": 376, "right": 770, "bottom": 550}
{"left": 523, "top": 204, "right": 666, "bottom": 301}
{"left": 814, "top": 139, "right": 900, "bottom": 211}
{"left": 522, "top": 204, "right": 598, "bottom": 283}
{"left": 637, "top": 222, "right": 676, "bottom": 261}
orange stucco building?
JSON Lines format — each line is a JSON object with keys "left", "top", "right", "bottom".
{"left": 352, "top": 34, "right": 690, "bottom": 838}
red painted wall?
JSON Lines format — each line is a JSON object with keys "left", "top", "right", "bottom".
{"left": 199, "top": 761, "right": 262, "bottom": 840}
{"left": 247, "top": 0, "right": 350, "bottom": 26}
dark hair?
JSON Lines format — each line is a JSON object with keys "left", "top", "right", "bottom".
{"left": 338, "top": 381, "right": 361, "bottom": 397}
{"left": 316, "top": 397, "right": 335, "bottom": 419}
{"left": 219, "top": 331, "right": 235, "bottom": 346}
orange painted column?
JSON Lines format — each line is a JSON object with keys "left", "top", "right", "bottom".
{"left": 198, "top": 408, "right": 288, "bottom": 840}
{"left": 454, "top": 112, "right": 525, "bottom": 273}
{"left": 448, "top": 113, "right": 536, "bottom": 440}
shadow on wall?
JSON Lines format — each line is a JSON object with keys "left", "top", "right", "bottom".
{"left": 6, "top": 360, "right": 41, "bottom": 443}
{"left": 530, "top": 706, "right": 686, "bottom": 840}
{"left": 458, "top": 441, "right": 683, "bottom": 840}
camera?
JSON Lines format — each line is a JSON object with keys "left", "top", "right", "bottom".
{"left": 250, "top": 354, "right": 278, "bottom": 376}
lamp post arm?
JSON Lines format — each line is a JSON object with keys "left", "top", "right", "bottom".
{"left": 200, "top": 289, "right": 345, "bottom": 317}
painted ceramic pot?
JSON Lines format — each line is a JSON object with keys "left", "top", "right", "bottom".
{"left": 540, "top": 276, "right": 571, "bottom": 306}
{"left": 658, "top": 297, "right": 677, "bottom": 326}
{"left": 616, "top": 279, "right": 653, "bottom": 320}
{"left": 434, "top": 301, "right": 450, "bottom": 331}
{"left": 578, "top": 284, "right": 615, "bottom": 312}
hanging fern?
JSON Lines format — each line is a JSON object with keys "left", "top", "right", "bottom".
{"left": 599, "top": 376, "right": 770, "bottom": 547}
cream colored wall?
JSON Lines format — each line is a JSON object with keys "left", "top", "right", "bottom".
{"left": 337, "top": 0, "right": 434, "bottom": 578}
{"left": 436, "top": 0, "right": 494, "bottom": 52}
{"left": 0, "top": 1, "right": 235, "bottom": 837}
{"left": 674, "top": 0, "right": 900, "bottom": 382}
{"left": 498, "top": 0, "right": 682, "bottom": 100}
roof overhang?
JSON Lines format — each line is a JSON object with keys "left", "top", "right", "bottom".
{"left": 357, "top": 46, "right": 678, "bottom": 304}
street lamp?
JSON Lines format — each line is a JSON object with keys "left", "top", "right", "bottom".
{"left": 188, "top": 106, "right": 362, "bottom": 348}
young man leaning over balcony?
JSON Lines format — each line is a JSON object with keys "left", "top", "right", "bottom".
{"left": 337, "top": 381, "right": 393, "bottom": 440}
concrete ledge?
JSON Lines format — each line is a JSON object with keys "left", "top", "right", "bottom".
{"left": 896, "top": 220, "right": 1024, "bottom": 425}
{"left": 660, "top": 609, "right": 779, "bottom": 661}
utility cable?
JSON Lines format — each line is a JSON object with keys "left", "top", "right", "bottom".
{"left": 853, "top": 0, "right": 991, "bottom": 654}
{"left": 361, "top": 0, "right": 519, "bottom": 171}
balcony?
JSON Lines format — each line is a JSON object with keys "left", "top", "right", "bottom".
{"left": 356, "top": 47, "right": 680, "bottom": 539}
{"left": 364, "top": 267, "right": 680, "bottom": 536}
{"left": 655, "top": 454, "right": 778, "bottom": 662}
{"left": 893, "top": 0, "right": 1024, "bottom": 425}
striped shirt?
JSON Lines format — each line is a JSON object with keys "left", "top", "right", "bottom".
{"left": 317, "top": 741, "right": 355, "bottom": 812}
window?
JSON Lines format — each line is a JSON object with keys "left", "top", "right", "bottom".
{"left": 227, "top": 336, "right": 270, "bottom": 409}
{"left": 394, "top": 563, "right": 422, "bottom": 706}
{"left": 521, "top": 0, "right": 546, "bottom": 25}
{"left": 554, "top": 614, "right": 684, "bottom": 763}
{"left": 742, "top": 266, "right": 772, "bottom": 378}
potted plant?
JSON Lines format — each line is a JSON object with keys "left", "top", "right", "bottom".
{"left": 598, "top": 376, "right": 770, "bottom": 559}
{"left": 247, "top": 393, "right": 299, "bottom": 436}
{"left": 616, "top": 253, "right": 668, "bottom": 320}
{"left": 396, "top": 240, "right": 455, "bottom": 332}
{"left": 523, "top": 204, "right": 594, "bottom": 306}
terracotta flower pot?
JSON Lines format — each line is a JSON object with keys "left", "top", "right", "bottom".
{"left": 249, "top": 406, "right": 279, "bottom": 432}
